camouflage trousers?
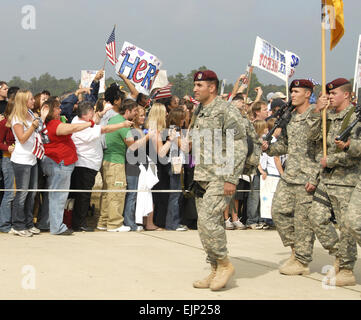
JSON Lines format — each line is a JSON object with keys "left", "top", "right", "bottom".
{"left": 311, "top": 183, "right": 357, "bottom": 270}
{"left": 344, "top": 182, "right": 361, "bottom": 248}
{"left": 271, "top": 179, "right": 315, "bottom": 265}
{"left": 308, "top": 182, "right": 339, "bottom": 258}
{"left": 195, "top": 181, "right": 232, "bottom": 265}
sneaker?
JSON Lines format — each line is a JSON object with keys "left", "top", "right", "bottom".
{"left": 13, "top": 229, "right": 33, "bottom": 237}
{"left": 28, "top": 227, "right": 41, "bottom": 234}
{"left": 225, "top": 218, "right": 235, "bottom": 230}
{"left": 96, "top": 226, "right": 107, "bottom": 231}
{"left": 176, "top": 225, "right": 188, "bottom": 231}
{"left": 136, "top": 226, "right": 144, "bottom": 232}
{"left": 107, "top": 225, "right": 131, "bottom": 232}
{"left": 255, "top": 223, "right": 265, "bottom": 230}
{"left": 232, "top": 219, "right": 246, "bottom": 230}
{"left": 57, "top": 229, "right": 74, "bottom": 236}
{"left": 247, "top": 223, "right": 263, "bottom": 230}
{"left": 8, "top": 228, "right": 16, "bottom": 234}
{"left": 262, "top": 224, "right": 270, "bottom": 230}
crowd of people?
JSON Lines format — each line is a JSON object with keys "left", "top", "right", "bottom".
{"left": 3, "top": 67, "right": 361, "bottom": 291}
{"left": 0, "top": 71, "right": 282, "bottom": 237}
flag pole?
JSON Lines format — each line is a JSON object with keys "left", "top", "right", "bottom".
{"left": 353, "top": 35, "right": 361, "bottom": 100}
{"left": 103, "top": 54, "right": 107, "bottom": 70}
{"left": 321, "top": 0, "right": 327, "bottom": 158}
{"left": 245, "top": 67, "right": 253, "bottom": 104}
{"left": 103, "top": 24, "right": 117, "bottom": 70}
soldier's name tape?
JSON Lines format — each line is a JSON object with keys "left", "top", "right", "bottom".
{"left": 0, "top": 189, "right": 260, "bottom": 193}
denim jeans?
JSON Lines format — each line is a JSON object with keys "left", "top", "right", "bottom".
{"left": 0, "top": 157, "right": 15, "bottom": 232}
{"left": 246, "top": 175, "right": 261, "bottom": 225}
{"left": 41, "top": 156, "right": 74, "bottom": 234}
{"left": 165, "top": 166, "right": 181, "bottom": 230}
{"left": 123, "top": 174, "right": 139, "bottom": 231}
{"left": 11, "top": 162, "right": 38, "bottom": 231}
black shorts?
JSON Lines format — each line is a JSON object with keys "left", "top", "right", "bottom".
{"left": 235, "top": 179, "right": 251, "bottom": 200}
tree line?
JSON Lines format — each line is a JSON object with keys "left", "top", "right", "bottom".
{"left": 5, "top": 68, "right": 308, "bottom": 101}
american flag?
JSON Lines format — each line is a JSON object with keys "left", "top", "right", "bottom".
{"left": 28, "top": 109, "right": 45, "bottom": 159}
{"left": 154, "top": 84, "right": 173, "bottom": 99}
{"left": 32, "top": 132, "right": 45, "bottom": 160}
{"left": 105, "top": 26, "right": 118, "bottom": 66}
{"left": 189, "top": 96, "right": 200, "bottom": 105}
{"left": 308, "top": 78, "right": 321, "bottom": 86}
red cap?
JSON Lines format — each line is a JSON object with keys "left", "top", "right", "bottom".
{"left": 193, "top": 70, "right": 219, "bottom": 82}
{"left": 289, "top": 79, "right": 314, "bottom": 91}
{"left": 326, "top": 78, "right": 350, "bottom": 93}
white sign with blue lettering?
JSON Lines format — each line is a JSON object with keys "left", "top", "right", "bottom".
{"left": 115, "top": 41, "right": 162, "bottom": 95}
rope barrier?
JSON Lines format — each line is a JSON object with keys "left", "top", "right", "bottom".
{"left": 0, "top": 189, "right": 260, "bottom": 193}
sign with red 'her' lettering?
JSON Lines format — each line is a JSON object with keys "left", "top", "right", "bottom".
{"left": 251, "top": 36, "right": 288, "bottom": 82}
{"left": 115, "top": 41, "right": 162, "bottom": 95}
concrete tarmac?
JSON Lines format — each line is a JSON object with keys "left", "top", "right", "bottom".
{"left": 1, "top": 228, "right": 360, "bottom": 300}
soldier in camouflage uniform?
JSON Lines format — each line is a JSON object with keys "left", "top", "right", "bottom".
{"left": 190, "top": 70, "right": 248, "bottom": 291}
{"left": 262, "top": 79, "right": 320, "bottom": 275}
{"left": 342, "top": 129, "right": 361, "bottom": 249}
{"left": 307, "top": 78, "right": 360, "bottom": 286}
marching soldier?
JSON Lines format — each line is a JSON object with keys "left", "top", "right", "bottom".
{"left": 262, "top": 79, "right": 320, "bottom": 275}
{"left": 190, "top": 70, "right": 248, "bottom": 291}
{"left": 307, "top": 78, "right": 360, "bottom": 286}
{"left": 340, "top": 121, "right": 361, "bottom": 261}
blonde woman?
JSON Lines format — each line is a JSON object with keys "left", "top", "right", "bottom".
{"left": 123, "top": 106, "right": 154, "bottom": 231}
{"left": 6, "top": 90, "right": 48, "bottom": 237}
{"left": 144, "top": 103, "right": 182, "bottom": 230}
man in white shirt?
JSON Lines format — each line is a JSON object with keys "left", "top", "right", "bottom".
{"left": 70, "top": 101, "right": 132, "bottom": 231}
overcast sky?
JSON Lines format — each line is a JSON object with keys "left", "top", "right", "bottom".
{"left": 1, "top": 0, "right": 361, "bottom": 87}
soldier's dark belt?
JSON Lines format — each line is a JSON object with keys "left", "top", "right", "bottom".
{"left": 187, "top": 181, "right": 206, "bottom": 199}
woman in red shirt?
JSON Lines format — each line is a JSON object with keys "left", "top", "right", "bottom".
{"left": 39, "top": 97, "right": 93, "bottom": 235}
{"left": 0, "top": 95, "right": 15, "bottom": 233}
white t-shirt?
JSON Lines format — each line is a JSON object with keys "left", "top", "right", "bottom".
{"left": 71, "top": 116, "right": 103, "bottom": 171}
{"left": 11, "top": 117, "right": 37, "bottom": 166}
{"left": 260, "top": 136, "right": 281, "bottom": 176}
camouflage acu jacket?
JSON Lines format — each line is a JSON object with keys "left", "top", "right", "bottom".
{"left": 192, "top": 96, "right": 247, "bottom": 185}
{"left": 306, "top": 103, "right": 361, "bottom": 187}
{"left": 267, "top": 105, "right": 320, "bottom": 185}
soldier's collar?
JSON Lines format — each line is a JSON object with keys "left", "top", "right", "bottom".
{"left": 332, "top": 103, "right": 355, "bottom": 118}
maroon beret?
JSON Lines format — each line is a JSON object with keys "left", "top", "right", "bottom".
{"left": 193, "top": 70, "right": 219, "bottom": 82}
{"left": 326, "top": 78, "right": 350, "bottom": 93}
{"left": 289, "top": 79, "right": 314, "bottom": 91}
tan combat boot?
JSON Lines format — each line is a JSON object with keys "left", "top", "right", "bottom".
{"left": 193, "top": 264, "right": 217, "bottom": 289}
{"left": 209, "top": 257, "right": 235, "bottom": 291}
{"left": 279, "top": 247, "right": 296, "bottom": 272}
{"left": 279, "top": 259, "right": 310, "bottom": 275}
{"left": 327, "top": 269, "right": 356, "bottom": 287}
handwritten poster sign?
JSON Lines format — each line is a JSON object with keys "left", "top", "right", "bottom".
{"left": 115, "top": 41, "right": 162, "bottom": 95}
{"left": 252, "top": 36, "right": 287, "bottom": 81}
{"left": 285, "top": 50, "right": 300, "bottom": 79}
{"left": 152, "top": 69, "right": 169, "bottom": 90}
{"left": 81, "top": 70, "right": 106, "bottom": 94}
{"left": 260, "top": 176, "right": 280, "bottom": 219}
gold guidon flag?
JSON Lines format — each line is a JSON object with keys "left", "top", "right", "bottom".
{"left": 325, "top": 0, "right": 344, "bottom": 50}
